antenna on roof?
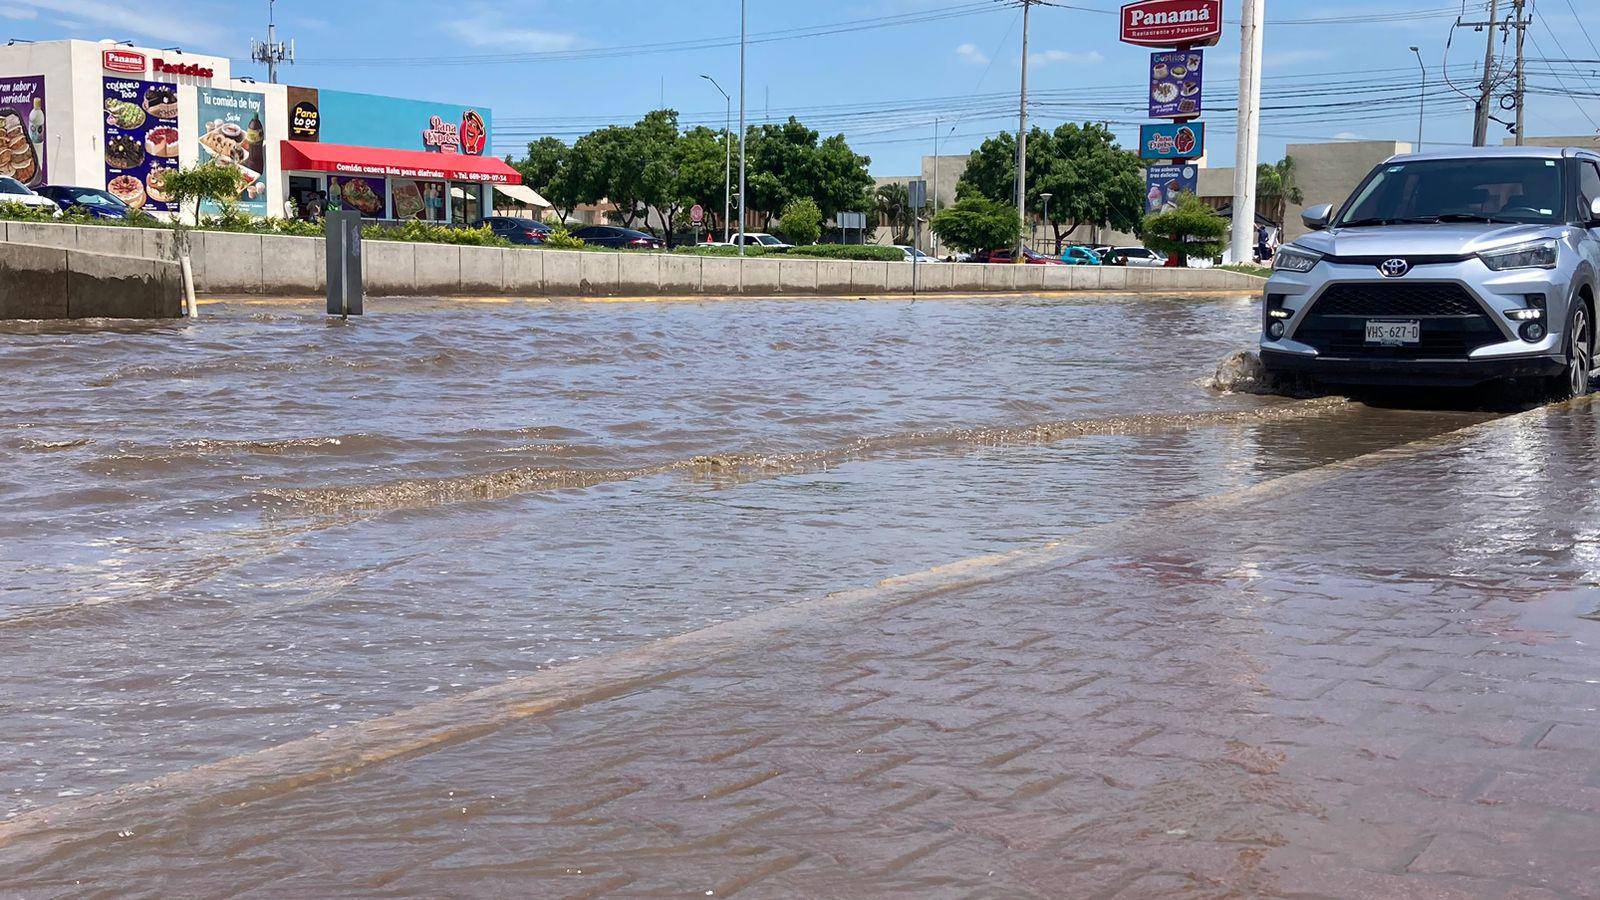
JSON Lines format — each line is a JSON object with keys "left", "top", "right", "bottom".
{"left": 249, "top": 0, "right": 295, "bottom": 84}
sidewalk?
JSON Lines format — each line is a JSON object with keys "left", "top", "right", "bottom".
{"left": 9, "top": 403, "right": 1600, "bottom": 896}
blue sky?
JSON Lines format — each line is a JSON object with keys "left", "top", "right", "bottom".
{"left": 3, "top": 0, "right": 1597, "bottom": 174}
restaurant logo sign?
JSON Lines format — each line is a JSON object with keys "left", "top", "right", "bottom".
{"left": 102, "top": 50, "right": 146, "bottom": 74}
{"left": 287, "top": 86, "right": 320, "bottom": 141}
{"left": 1139, "top": 122, "right": 1204, "bottom": 160}
{"left": 1120, "top": 0, "right": 1222, "bottom": 47}
{"left": 153, "top": 58, "right": 215, "bottom": 79}
{"left": 422, "top": 110, "right": 488, "bottom": 156}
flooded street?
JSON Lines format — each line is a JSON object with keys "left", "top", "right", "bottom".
{"left": 6, "top": 293, "right": 1597, "bottom": 896}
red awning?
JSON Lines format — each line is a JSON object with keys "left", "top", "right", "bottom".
{"left": 280, "top": 141, "right": 522, "bottom": 185}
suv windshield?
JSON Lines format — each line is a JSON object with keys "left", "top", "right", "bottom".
{"left": 1337, "top": 157, "right": 1566, "bottom": 227}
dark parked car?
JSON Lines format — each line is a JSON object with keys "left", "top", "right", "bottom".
{"left": 34, "top": 185, "right": 130, "bottom": 219}
{"left": 475, "top": 216, "right": 551, "bottom": 245}
{"left": 569, "top": 225, "right": 664, "bottom": 249}
{"left": 968, "top": 247, "right": 1065, "bottom": 265}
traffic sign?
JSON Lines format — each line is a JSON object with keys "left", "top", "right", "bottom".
{"left": 690, "top": 204, "right": 705, "bottom": 225}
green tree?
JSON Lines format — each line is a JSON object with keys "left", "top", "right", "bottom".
{"left": 667, "top": 125, "right": 729, "bottom": 238}
{"left": 1256, "top": 155, "right": 1303, "bottom": 227}
{"left": 1032, "top": 122, "right": 1146, "bottom": 247}
{"left": 161, "top": 162, "right": 245, "bottom": 226}
{"left": 507, "top": 136, "right": 568, "bottom": 195}
{"left": 955, "top": 127, "right": 1053, "bottom": 206}
{"left": 874, "top": 183, "right": 918, "bottom": 245}
{"left": 743, "top": 118, "right": 872, "bottom": 230}
{"left": 1141, "top": 193, "right": 1228, "bottom": 266}
{"left": 811, "top": 133, "right": 874, "bottom": 221}
{"left": 778, "top": 197, "right": 822, "bottom": 245}
{"left": 930, "top": 197, "right": 1021, "bottom": 253}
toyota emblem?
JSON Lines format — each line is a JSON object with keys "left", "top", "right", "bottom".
{"left": 1379, "top": 258, "right": 1411, "bottom": 278}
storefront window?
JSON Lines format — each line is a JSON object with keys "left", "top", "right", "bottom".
{"left": 327, "top": 175, "right": 387, "bottom": 219}
{"left": 392, "top": 178, "right": 445, "bottom": 221}
{"left": 450, "top": 182, "right": 481, "bottom": 225}
{"left": 288, "top": 174, "right": 324, "bottom": 220}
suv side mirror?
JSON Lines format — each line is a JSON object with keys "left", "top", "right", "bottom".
{"left": 1301, "top": 203, "right": 1334, "bottom": 231}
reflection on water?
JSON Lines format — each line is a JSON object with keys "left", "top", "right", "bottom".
{"left": 0, "top": 295, "right": 1494, "bottom": 815}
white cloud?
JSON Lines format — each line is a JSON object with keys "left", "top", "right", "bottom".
{"left": 3, "top": 0, "right": 225, "bottom": 46}
{"left": 0, "top": 5, "right": 39, "bottom": 20}
{"left": 445, "top": 8, "right": 581, "bottom": 51}
{"left": 1333, "top": 131, "right": 1362, "bottom": 140}
{"left": 1028, "top": 49, "right": 1104, "bottom": 67}
{"left": 955, "top": 42, "right": 988, "bottom": 66}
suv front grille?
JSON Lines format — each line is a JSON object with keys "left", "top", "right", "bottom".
{"left": 1292, "top": 282, "right": 1504, "bottom": 360}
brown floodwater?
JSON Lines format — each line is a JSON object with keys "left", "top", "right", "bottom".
{"left": 0, "top": 294, "right": 1503, "bottom": 859}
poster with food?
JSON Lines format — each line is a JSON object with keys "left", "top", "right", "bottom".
{"left": 389, "top": 178, "right": 427, "bottom": 220}
{"left": 0, "top": 76, "right": 46, "bottom": 188}
{"left": 1148, "top": 50, "right": 1203, "bottom": 120}
{"left": 1145, "top": 163, "right": 1198, "bottom": 214}
{"left": 197, "top": 87, "right": 268, "bottom": 217}
{"left": 327, "top": 175, "right": 386, "bottom": 218}
{"left": 104, "top": 77, "right": 178, "bottom": 213}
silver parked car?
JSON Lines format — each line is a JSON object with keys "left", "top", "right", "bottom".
{"left": 1261, "top": 147, "right": 1600, "bottom": 395}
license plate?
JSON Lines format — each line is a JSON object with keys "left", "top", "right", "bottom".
{"left": 1365, "top": 320, "right": 1420, "bottom": 345}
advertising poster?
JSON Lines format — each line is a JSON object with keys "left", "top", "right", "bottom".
{"left": 1139, "top": 121, "right": 1204, "bottom": 160}
{"left": 104, "top": 77, "right": 179, "bottom": 213}
{"left": 327, "top": 174, "right": 387, "bottom": 218}
{"left": 1145, "top": 163, "right": 1198, "bottom": 214}
{"left": 390, "top": 177, "right": 445, "bottom": 221}
{"left": 0, "top": 75, "right": 46, "bottom": 187}
{"left": 1149, "top": 50, "right": 1202, "bottom": 119}
{"left": 317, "top": 89, "right": 491, "bottom": 155}
{"left": 287, "top": 85, "right": 320, "bottom": 141}
{"left": 197, "top": 87, "right": 268, "bottom": 216}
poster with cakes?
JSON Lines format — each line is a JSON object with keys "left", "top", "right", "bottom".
{"left": 197, "top": 87, "right": 267, "bottom": 217}
{"left": 0, "top": 76, "right": 46, "bottom": 188}
{"left": 1148, "top": 50, "right": 1203, "bottom": 120}
{"left": 103, "top": 77, "right": 179, "bottom": 213}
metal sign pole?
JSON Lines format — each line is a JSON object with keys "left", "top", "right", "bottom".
{"left": 325, "top": 210, "right": 364, "bottom": 318}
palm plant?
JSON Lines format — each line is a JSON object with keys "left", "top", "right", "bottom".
{"left": 1256, "top": 156, "right": 1304, "bottom": 227}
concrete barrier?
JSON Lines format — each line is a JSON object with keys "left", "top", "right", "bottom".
{"left": 0, "top": 241, "right": 181, "bottom": 319}
{"left": 1, "top": 221, "right": 1267, "bottom": 298}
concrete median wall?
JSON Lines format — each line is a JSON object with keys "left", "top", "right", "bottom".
{"left": 0, "top": 239, "right": 182, "bottom": 319}
{"left": 1, "top": 220, "right": 1267, "bottom": 298}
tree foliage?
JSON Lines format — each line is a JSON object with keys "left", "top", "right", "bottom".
{"left": 1256, "top": 155, "right": 1303, "bottom": 227}
{"left": 162, "top": 162, "right": 245, "bottom": 225}
{"left": 958, "top": 122, "right": 1144, "bottom": 245}
{"left": 930, "top": 197, "right": 1021, "bottom": 253}
{"left": 874, "top": 182, "right": 920, "bottom": 245}
{"left": 1140, "top": 193, "right": 1228, "bottom": 266}
{"left": 779, "top": 197, "right": 822, "bottom": 246}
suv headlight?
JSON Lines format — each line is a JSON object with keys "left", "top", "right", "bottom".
{"left": 1478, "top": 239, "right": 1559, "bottom": 271}
{"left": 1273, "top": 246, "right": 1322, "bottom": 274}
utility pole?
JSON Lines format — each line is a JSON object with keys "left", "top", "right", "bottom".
{"left": 1409, "top": 46, "right": 1426, "bottom": 151}
{"left": 1015, "top": 0, "right": 1035, "bottom": 261}
{"left": 250, "top": 0, "right": 294, "bottom": 84}
{"left": 701, "top": 74, "right": 733, "bottom": 241}
{"left": 933, "top": 117, "right": 940, "bottom": 257}
{"left": 1229, "top": 0, "right": 1265, "bottom": 266}
{"left": 1512, "top": 0, "right": 1528, "bottom": 146}
{"left": 738, "top": 0, "right": 747, "bottom": 257}
{"left": 1471, "top": 0, "right": 1501, "bottom": 147}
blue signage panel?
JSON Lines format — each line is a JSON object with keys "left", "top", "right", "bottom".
{"left": 1149, "top": 49, "right": 1203, "bottom": 119}
{"left": 1145, "top": 163, "right": 1198, "bottom": 214}
{"left": 1139, "top": 121, "right": 1204, "bottom": 160}
{"left": 316, "top": 89, "right": 491, "bottom": 155}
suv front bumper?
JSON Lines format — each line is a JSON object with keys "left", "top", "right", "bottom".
{"left": 1260, "top": 347, "right": 1564, "bottom": 386}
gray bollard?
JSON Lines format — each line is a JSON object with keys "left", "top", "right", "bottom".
{"left": 325, "top": 210, "right": 364, "bottom": 317}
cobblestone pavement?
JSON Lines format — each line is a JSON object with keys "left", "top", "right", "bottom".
{"left": 9, "top": 402, "right": 1600, "bottom": 897}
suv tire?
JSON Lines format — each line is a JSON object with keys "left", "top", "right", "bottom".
{"left": 1549, "top": 299, "right": 1593, "bottom": 400}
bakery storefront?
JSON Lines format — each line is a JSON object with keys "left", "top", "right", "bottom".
{"left": 0, "top": 39, "right": 519, "bottom": 221}
{"left": 278, "top": 86, "right": 517, "bottom": 223}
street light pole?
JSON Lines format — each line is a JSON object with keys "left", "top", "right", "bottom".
{"left": 1015, "top": 0, "right": 1034, "bottom": 262}
{"left": 1409, "top": 46, "right": 1425, "bottom": 151}
{"left": 701, "top": 74, "right": 732, "bottom": 242}
{"left": 1228, "top": 0, "right": 1265, "bottom": 266}
{"left": 738, "top": 0, "right": 748, "bottom": 258}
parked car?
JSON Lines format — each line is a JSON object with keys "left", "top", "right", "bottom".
{"left": 34, "top": 185, "right": 130, "bottom": 220}
{"left": 969, "top": 247, "right": 1066, "bottom": 265}
{"left": 0, "top": 177, "right": 64, "bottom": 216}
{"left": 1260, "top": 146, "right": 1600, "bottom": 394}
{"left": 731, "top": 233, "right": 793, "bottom": 251}
{"left": 1102, "top": 247, "right": 1167, "bottom": 267}
{"left": 1060, "top": 245, "right": 1103, "bottom": 266}
{"left": 893, "top": 245, "right": 941, "bottom": 263}
{"left": 475, "top": 216, "right": 551, "bottom": 245}
{"left": 569, "top": 225, "right": 664, "bottom": 249}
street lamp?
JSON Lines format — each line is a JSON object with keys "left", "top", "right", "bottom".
{"left": 738, "top": 0, "right": 747, "bottom": 257}
{"left": 701, "top": 74, "right": 733, "bottom": 243}
{"left": 1409, "top": 46, "right": 1426, "bottom": 152}
{"left": 1039, "top": 192, "right": 1053, "bottom": 255}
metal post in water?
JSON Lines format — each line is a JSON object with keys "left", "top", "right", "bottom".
{"left": 180, "top": 253, "right": 198, "bottom": 318}
{"left": 325, "top": 210, "right": 364, "bottom": 318}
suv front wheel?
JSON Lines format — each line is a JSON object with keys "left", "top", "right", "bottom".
{"left": 1550, "top": 299, "right": 1593, "bottom": 399}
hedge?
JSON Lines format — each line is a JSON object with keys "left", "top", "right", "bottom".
{"left": 785, "top": 244, "right": 903, "bottom": 262}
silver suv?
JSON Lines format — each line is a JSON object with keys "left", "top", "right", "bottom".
{"left": 1260, "top": 147, "right": 1600, "bottom": 396}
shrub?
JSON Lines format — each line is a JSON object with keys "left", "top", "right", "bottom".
{"left": 541, "top": 225, "right": 586, "bottom": 250}
{"left": 785, "top": 244, "right": 902, "bottom": 261}
{"left": 1141, "top": 193, "right": 1227, "bottom": 266}
{"left": 778, "top": 198, "right": 822, "bottom": 246}
{"left": 930, "top": 197, "right": 1020, "bottom": 253}
{"left": 362, "top": 220, "right": 509, "bottom": 247}
{"left": 0, "top": 200, "right": 56, "bottom": 221}
{"left": 671, "top": 243, "right": 768, "bottom": 257}
{"left": 160, "top": 162, "right": 247, "bottom": 225}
